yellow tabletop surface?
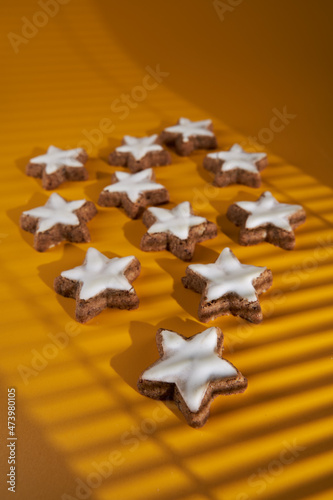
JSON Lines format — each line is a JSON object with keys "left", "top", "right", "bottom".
{"left": 1, "top": 1, "right": 333, "bottom": 500}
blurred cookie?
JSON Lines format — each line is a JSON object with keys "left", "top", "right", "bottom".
{"left": 109, "top": 135, "right": 171, "bottom": 172}
{"left": 227, "top": 191, "right": 306, "bottom": 250}
{"left": 160, "top": 118, "right": 217, "bottom": 156}
{"left": 182, "top": 247, "right": 273, "bottom": 323}
{"left": 138, "top": 326, "right": 248, "bottom": 428}
{"left": 98, "top": 168, "right": 169, "bottom": 219}
{"left": 140, "top": 201, "right": 217, "bottom": 261}
{"left": 26, "top": 146, "right": 89, "bottom": 190}
{"left": 20, "top": 193, "right": 97, "bottom": 252}
{"left": 54, "top": 248, "right": 140, "bottom": 323}
{"left": 203, "top": 144, "right": 267, "bottom": 187}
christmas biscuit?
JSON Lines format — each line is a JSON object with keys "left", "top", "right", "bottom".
{"left": 26, "top": 146, "right": 89, "bottom": 190}
{"left": 109, "top": 135, "right": 171, "bottom": 173}
{"left": 140, "top": 201, "right": 217, "bottom": 261}
{"left": 203, "top": 143, "right": 267, "bottom": 187}
{"left": 160, "top": 118, "right": 218, "bottom": 156}
{"left": 54, "top": 248, "right": 140, "bottom": 323}
{"left": 98, "top": 168, "right": 169, "bottom": 219}
{"left": 182, "top": 247, "right": 273, "bottom": 323}
{"left": 227, "top": 191, "right": 306, "bottom": 250}
{"left": 20, "top": 193, "right": 97, "bottom": 252}
{"left": 138, "top": 326, "right": 248, "bottom": 428}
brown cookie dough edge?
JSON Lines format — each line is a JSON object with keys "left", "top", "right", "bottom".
{"left": 109, "top": 150, "right": 171, "bottom": 173}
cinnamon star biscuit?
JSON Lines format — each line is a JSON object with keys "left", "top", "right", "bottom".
{"left": 26, "top": 146, "right": 89, "bottom": 190}
{"left": 203, "top": 144, "right": 267, "bottom": 187}
{"left": 160, "top": 118, "right": 218, "bottom": 156}
{"left": 140, "top": 201, "right": 217, "bottom": 261}
{"left": 20, "top": 193, "right": 97, "bottom": 252}
{"left": 138, "top": 326, "right": 248, "bottom": 428}
{"left": 109, "top": 135, "right": 171, "bottom": 172}
{"left": 227, "top": 191, "right": 306, "bottom": 250}
{"left": 182, "top": 247, "right": 273, "bottom": 323}
{"left": 54, "top": 248, "right": 140, "bottom": 323}
{"left": 98, "top": 168, "right": 169, "bottom": 219}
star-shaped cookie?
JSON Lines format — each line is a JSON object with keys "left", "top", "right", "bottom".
{"left": 140, "top": 201, "right": 217, "bottom": 261}
{"left": 20, "top": 193, "right": 97, "bottom": 252}
{"left": 26, "top": 146, "right": 89, "bottom": 190}
{"left": 160, "top": 118, "right": 218, "bottom": 156}
{"left": 54, "top": 248, "right": 141, "bottom": 323}
{"left": 109, "top": 134, "right": 171, "bottom": 172}
{"left": 227, "top": 191, "right": 306, "bottom": 250}
{"left": 203, "top": 143, "right": 268, "bottom": 187}
{"left": 182, "top": 247, "right": 273, "bottom": 323}
{"left": 138, "top": 326, "right": 248, "bottom": 427}
{"left": 98, "top": 168, "right": 169, "bottom": 218}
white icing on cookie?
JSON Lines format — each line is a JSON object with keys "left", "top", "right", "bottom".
{"left": 147, "top": 201, "right": 207, "bottom": 240}
{"left": 207, "top": 144, "right": 267, "bottom": 173}
{"left": 103, "top": 169, "right": 165, "bottom": 203}
{"left": 236, "top": 191, "right": 303, "bottom": 232}
{"left": 23, "top": 193, "right": 86, "bottom": 233}
{"left": 164, "top": 118, "right": 214, "bottom": 143}
{"left": 30, "top": 146, "right": 86, "bottom": 175}
{"left": 142, "top": 327, "right": 238, "bottom": 413}
{"left": 188, "top": 247, "right": 266, "bottom": 302}
{"left": 115, "top": 135, "right": 163, "bottom": 161}
{"left": 61, "top": 248, "right": 136, "bottom": 301}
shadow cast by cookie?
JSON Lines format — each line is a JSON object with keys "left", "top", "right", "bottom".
{"left": 123, "top": 218, "right": 146, "bottom": 248}
{"left": 211, "top": 189, "right": 260, "bottom": 245}
{"left": 146, "top": 120, "right": 174, "bottom": 138}
{"left": 196, "top": 156, "right": 218, "bottom": 184}
{"left": 15, "top": 150, "right": 43, "bottom": 177}
{"left": 155, "top": 249, "right": 219, "bottom": 321}
{"left": 84, "top": 169, "right": 115, "bottom": 203}
{"left": 99, "top": 136, "right": 124, "bottom": 163}
{"left": 37, "top": 244, "right": 86, "bottom": 321}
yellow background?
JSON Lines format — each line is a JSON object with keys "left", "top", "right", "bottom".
{"left": 1, "top": 1, "right": 333, "bottom": 499}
